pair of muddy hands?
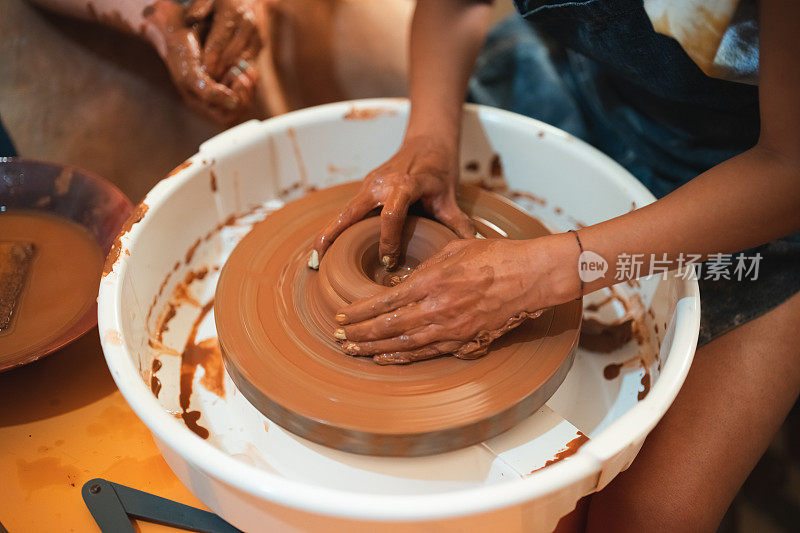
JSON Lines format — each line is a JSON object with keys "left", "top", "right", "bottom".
{"left": 308, "top": 137, "right": 581, "bottom": 364}
{"left": 146, "top": 0, "right": 263, "bottom": 123}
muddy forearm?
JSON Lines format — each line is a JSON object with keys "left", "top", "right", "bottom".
{"left": 27, "top": 0, "right": 178, "bottom": 56}
{"left": 28, "top": 0, "right": 153, "bottom": 32}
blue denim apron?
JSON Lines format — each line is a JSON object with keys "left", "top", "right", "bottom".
{"left": 469, "top": 0, "right": 800, "bottom": 345}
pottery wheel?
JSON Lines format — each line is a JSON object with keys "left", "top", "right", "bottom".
{"left": 215, "top": 182, "right": 581, "bottom": 456}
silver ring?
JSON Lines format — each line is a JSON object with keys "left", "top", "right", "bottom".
{"left": 230, "top": 59, "right": 250, "bottom": 78}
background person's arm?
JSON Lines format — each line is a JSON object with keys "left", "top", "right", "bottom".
{"left": 25, "top": 0, "right": 151, "bottom": 34}
{"left": 310, "top": 0, "right": 493, "bottom": 269}
{"left": 27, "top": 0, "right": 261, "bottom": 123}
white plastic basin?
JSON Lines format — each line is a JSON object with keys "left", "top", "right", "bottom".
{"left": 98, "top": 99, "right": 699, "bottom": 532}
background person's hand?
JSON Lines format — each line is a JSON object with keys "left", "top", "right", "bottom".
{"left": 333, "top": 233, "right": 582, "bottom": 364}
{"left": 145, "top": 0, "right": 262, "bottom": 124}
{"left": 186, "top": 0, "right": 263, "bottom": 82}
{"left": 145, "top": 0, "right": 245, "bottom": 123}
{"left": 309, "top": 135, "right": 476, "bottom": 270}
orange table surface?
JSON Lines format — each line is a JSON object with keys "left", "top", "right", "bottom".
{"left": 0, "top": 329, "right": 587, "bottom": 533}
{"left": 0, "top": 328, "right": 209, "bottom": 532}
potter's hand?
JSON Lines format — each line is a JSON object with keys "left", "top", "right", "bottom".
{"left": 186, "top": 0, "right": 262, "bottom": 105}
{"left": 145, "top": 0, "right": 251, "bottom": 123}
{"left": 310, "top": 136, "right": 476, "bottom": 270}
{"left": 334, "top": 234, "right": 581, "bottom": 364}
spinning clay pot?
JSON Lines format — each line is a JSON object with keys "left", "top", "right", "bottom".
{"left": 215, "top": 182, "right": 581, "bottom": 456}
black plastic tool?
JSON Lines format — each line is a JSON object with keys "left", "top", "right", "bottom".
{"left": 82, "top": 478, "right": 241, "bottom": 533}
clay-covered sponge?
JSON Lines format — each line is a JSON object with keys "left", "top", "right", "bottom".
{"left": 215, "top": 182, "right": 581, "bottom": 456}
{"left": 0, "top": 241, "right": 36, "bottom": 331}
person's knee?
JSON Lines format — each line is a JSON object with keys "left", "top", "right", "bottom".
{"left": 586, "top": 292, "right": 800, "bottom": 532}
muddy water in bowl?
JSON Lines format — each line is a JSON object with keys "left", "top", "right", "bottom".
{"left": 0, "top": 211, "right": 103, "bottom": 365}
{"left": 0, "top": 158, "right": 132, "bottom": 370}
